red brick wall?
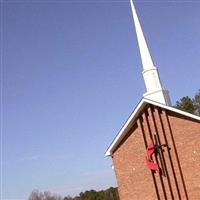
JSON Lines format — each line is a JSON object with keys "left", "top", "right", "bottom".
{"left": 112, "top": 105, "right": 200, "bottom": 200}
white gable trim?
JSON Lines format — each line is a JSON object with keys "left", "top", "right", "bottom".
{"left": 105, "top": 98, "right": 200, "bottom": 156}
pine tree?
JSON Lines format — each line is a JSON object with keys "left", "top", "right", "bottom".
{"left": 175, "top": 96, "right": 195, "bottom": 114}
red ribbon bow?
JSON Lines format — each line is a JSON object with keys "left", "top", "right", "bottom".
{"left": 146, "top": 140, "right": 160, "bottom": 173}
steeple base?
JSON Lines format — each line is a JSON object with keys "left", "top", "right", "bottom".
{"left": 143, "top": 89, "right": 171, "bottom": 106}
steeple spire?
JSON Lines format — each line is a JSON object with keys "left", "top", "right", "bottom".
{"left": 130, "top": 0, "right": 171, "bottom": 106}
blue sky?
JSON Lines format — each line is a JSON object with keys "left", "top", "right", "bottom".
{"left": 1, "top": 0, "right": 200, "bottom": 199}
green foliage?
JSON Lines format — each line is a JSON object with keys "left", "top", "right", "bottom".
{"left": 66, "top": 187, "right": 119, "bottom": 200}
{"left": 175, "top": 90, "right": 200, "bottom": 116}
{"left": 64, "top": 196, "right": 73, "bottom": 200}
{"left": 175, "top": 96, "right": 195, "bottom": 114}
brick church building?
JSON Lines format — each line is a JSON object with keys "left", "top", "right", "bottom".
{"left": 105, "top": 1, "right": 200, "bottom": 199}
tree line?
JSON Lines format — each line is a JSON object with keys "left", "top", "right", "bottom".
{"left": 175, "top": 89, "right": 200, "bottom": 116}
{"left": 28, "top": 187, "right": 119, "bottom": 200}
{"left": 64, "top": 187, "right": 119, "bottom": 200}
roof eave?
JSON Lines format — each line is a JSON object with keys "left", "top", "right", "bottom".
{"left": 105, "top": 98, "right": 147, "bottom": 156}
{"left": 105, "top": 98, "right": 200, "bottom": 156}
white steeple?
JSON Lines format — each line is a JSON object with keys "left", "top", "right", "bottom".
{"left": 130, "top": 0, "right": 171, "bottom": 106}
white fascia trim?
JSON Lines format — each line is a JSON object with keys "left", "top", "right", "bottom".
{"left": 105, "top": 98, "right": 200, "bottom": 156}
{"left": 144, "top": 98, "right": 200, "bottom": 122}
{"left": 105, "top": 99, "right": 147, "bottom": 156}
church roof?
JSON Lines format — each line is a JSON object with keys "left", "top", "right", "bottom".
{"left": 105, "top": 98, "right": 200, "bottom": 156}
